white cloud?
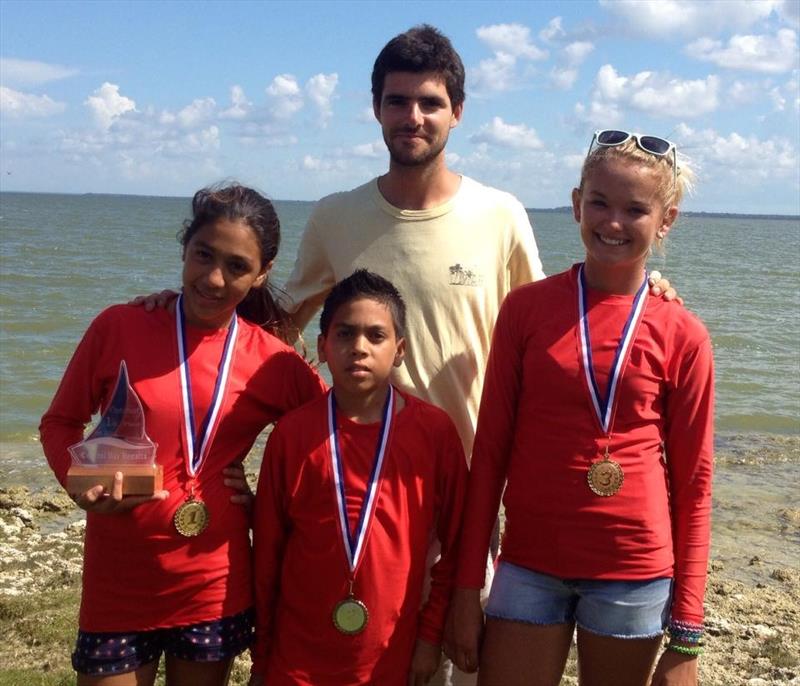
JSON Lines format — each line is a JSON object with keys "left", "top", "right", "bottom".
{"left": 301, "top": 154, "right": 347, "bottom": 172}
{"left": 786, "top": 70, "right": 800, "bottom": 111}
{"left": 765, "top": 70, "right": 800, "bottom": 111}
{"left": 778, "top": 0, "right": 800, "bottom": 27}
{"left": 358, "top": 106, "right": 376, "bottom": 123}
{"left": 539, "top": 17, "right": 566, "bottom": 44}
{"left": 267, "top": 74, "right": 301, "bottom": 98}
{"left": 564, "top": 42, "right": 595, "bottom": 66}
{"left": 220, "top": 85, "right": 252, "bottom": 120}
{"left": 686, "top": 29, "right": 798, "bottom": 74}
{"left": 306, "top": 73, "right": 338, "bottom": 126}
{"left": 550, "top": 68, "right": 579, "bottom": 91}
{"left": 574, "top": 100, "right": 623, "bottom": 128}
{"left": 629, "top": 77, "right": 719, "bottom": 114}
{"left": 769, "top": 85, "right": 787, "bottom": 110}
{"left": 0, "top": 57, "right": 78, "bottom": 86}
{"left": 550, "top": 41, "right": 595, "bottom": 91}
{"left": 237, "top": 121, "right": 298, "bottom": 146}
{"left": 675, "top": 122, "right": 798, "bottom": 179}
{"left": 181, "top": 125, "right": 220, "bottom": 152}
{"left": 470, "top": 23, "right": 548, "bottom": 94}
{"left": 599, "top": 0, "right": 785, "bottom": 37}
{"left": 351, "top": 139, "right": 384, "bottom": 158}
{"left": 470, "top": 53, "right": 518, "bottom": 93}
{"left": 577, "top": 65, "right": 719, "bottom": 124}
{"left": 0, "top": 85, "right": 66, "bottom": 118}
{"left": 729, "top": 80, "right": 762, "bottom": 104}
{"left": 469, "top": 116, "right": 543, "bottom": 149}
{"left": 476, "top": 23, "right": 548, "bottom": 60}
{"left": 266, "top": 74, "right": 303, "bottom": 119}
{"left": 177, "top": 97, "right": 216, "bottom": 128}
{"left": 85, "top": 82, "right": 136, "bottom": 130}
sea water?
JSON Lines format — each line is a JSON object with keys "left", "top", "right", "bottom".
{"left": 1, "top": 192, "right": 798, "bottom": 580}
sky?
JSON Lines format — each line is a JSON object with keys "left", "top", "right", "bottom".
{"left": 1, "top": 0, "right": 799, "bottom": 214}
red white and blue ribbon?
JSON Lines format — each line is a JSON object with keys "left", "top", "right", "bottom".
{"left": 176, "top": 294, "right": 238, "bottom": 477}
{"left": 327, "top": 386, "right": 394, "bottom": 573}
{"left": 577, "top": 264, "right": 648, "bottom": 434}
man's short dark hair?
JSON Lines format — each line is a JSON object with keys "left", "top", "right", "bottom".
{"left": 371, "top": 24, "right": 465, "bottom": 109}
{"left": 320, "top": 269, "right": 407, "bottom": 339}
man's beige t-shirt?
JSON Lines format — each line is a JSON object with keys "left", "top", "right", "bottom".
{"left": 282, "top": 176, "right": 545, "bottom": 457}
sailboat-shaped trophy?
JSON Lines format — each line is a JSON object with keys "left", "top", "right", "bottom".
{"left": 66, "top": 361, "right": 163, "bottom": 496}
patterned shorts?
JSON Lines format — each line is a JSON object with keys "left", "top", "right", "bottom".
{"left": 71, "top": 607, "right": 254, "bottom": 676}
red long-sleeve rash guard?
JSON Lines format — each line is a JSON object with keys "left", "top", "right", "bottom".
{"left": 251, "top": 390, "right": 467, "bottom": 685}
{"left": 40, "top": 304, "right": 325, "bottom": 632}
{"left": 457, "top": 266, "right": 714, "bottom": 626}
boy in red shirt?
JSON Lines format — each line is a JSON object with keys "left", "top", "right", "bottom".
{"left": 250, "top": 269, "right": 468, "bottom": 686}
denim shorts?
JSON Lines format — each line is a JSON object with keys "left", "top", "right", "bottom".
{"left": 71, "top": 608, "right": 254, "bottom": 676}
{"left": 486, "top": 561, "right": 672, "bottom": 639}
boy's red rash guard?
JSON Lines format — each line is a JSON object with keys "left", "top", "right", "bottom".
{"left": 40, "top": 304, "right": 326, "bottom": 632}
{"left": 251, "top": 390, "right": 467, "bottom": 685}
{"left": 456, "top": 265, "right": 714, "bottom": 626}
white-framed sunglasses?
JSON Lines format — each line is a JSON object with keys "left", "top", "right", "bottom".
{"left": 587, "top": 130, "right": 677, "bottom": 185}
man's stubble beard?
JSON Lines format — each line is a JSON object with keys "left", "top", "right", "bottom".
{"left": 384, "top": 130, "right": 450, "bottom": 168}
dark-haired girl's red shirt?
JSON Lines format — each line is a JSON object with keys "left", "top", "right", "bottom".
{"left": 40, "top": 304, "right": 325, "bottom": 631}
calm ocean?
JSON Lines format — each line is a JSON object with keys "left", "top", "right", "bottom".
{"left": 1, "top": 191, "right": 798, "bottom": 576}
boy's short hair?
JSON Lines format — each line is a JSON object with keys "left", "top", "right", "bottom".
{"left": 320, "top": 269, "right": 407, "bottom": 339}
{"left": 371, "top": 24, "right": 465, "bottom": 109}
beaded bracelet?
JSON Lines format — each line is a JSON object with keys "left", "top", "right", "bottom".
{"left": 667, "top": 642, "right": 704, "bottom": 656}
{"left": 668, "top": 620, "right": 704, "bottom": 645}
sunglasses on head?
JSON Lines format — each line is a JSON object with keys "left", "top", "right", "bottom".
{"left": 587, "top": 130, "right": 677, "bottom": 185}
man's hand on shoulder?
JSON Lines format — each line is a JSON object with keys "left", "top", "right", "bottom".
{"left": 128, "top": 289, "right": 180, "bottom": 311}
{"left": 648, "top": 271, "right": 683, "bottom": 305}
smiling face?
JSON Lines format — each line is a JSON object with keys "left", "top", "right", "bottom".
{"left": 373, "top": 71, "right": 462, "bottom": 168}
{"left": 573, "top": 158, "right": 677, "bottom": 291}
{"left": 318, "top": 297, "right": 405, "bottom": 400}
{"left": 181, "top": 218, "right": 268, "bottom": 329}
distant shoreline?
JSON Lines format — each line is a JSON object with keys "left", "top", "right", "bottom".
{"left": 2, "top": 190, "right": 799, "bottom": 221}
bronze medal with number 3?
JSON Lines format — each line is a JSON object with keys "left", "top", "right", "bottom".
{"left": 587, "top": 458, "right": 624, "bottom": 497}
{"left": 173, "top": 498, "right": 210, "bottom": 537}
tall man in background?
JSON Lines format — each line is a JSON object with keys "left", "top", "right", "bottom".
{"left": 281, "top": 25, "right": 544, "bottom": 685}
{"left": 284, "top": 24, "right": 544, "bottom": 459}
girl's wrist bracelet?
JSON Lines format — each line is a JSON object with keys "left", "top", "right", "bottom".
{"left": 666, "top": 642, "right": 704, "bottom": 656}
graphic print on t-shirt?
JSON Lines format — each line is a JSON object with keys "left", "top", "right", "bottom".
{"left": 448, "top": 263, "right": 484, "bottom": 288}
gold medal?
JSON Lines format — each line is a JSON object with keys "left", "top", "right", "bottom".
{"left": 587, "top": 456, "right": 624, "bottom": 497}
{"left": 333, "top": 596, "right": 369, "bottom": 634}
{"left": 173, "top": 498, "right": 210, "bottom": 536}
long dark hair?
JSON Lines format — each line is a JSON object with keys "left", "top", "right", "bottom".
{"left": 180, "top": 183, "right": 295, "bottom": 341}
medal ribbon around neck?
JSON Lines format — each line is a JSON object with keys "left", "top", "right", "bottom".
{"left": 327, "top": 386, "right": 394, "bottom": 574}
{"left": 176, "top": 294, "right": 239, "bottom": 477}
{"left": 577, "top": 264, "right": 648, "bottom": 435}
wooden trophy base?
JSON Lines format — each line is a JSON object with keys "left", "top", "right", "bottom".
{"left": 66, "top": 464, "right": 164, "bottom": 496}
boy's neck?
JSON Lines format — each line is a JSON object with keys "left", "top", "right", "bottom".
{"left": 334, "top": 383, "right": 404, "bottom": 424}
{"left": 378, "top": 162, "right": 461, "bottom": 210}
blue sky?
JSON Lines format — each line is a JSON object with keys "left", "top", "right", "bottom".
{"left": 1, "top": 0, "right": 798, "bottom": 214}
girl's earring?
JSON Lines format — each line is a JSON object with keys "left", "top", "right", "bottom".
{"left": 656, "top": 230, "right": 665, "bottom": 239}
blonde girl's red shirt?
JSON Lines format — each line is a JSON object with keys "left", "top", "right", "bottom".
{"left": 251, "top": 390, "right": 467, "bottom": 685}
{"left": 456, "top": 265, "right": 714, "bottom": 625}
{"left": 40, "top": 304, "right": 326, "bottom": 632}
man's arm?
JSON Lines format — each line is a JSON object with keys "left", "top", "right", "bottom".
{"left": 507, "top": 199, "right": 546, "bottom": 288}
{"left": 280, "top": 210, "right": 338, "bottom": 334}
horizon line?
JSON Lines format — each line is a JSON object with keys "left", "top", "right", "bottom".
{"left": 1, "top": 189, "right": 798, "bottom": 220}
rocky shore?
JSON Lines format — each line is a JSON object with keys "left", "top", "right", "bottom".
{"left": 1, "top": 485, "right": 798, "bottom": 686}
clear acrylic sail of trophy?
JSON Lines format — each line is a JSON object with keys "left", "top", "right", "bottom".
{"left": 66, "top": 360, "right": 162, "bottom": 496}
